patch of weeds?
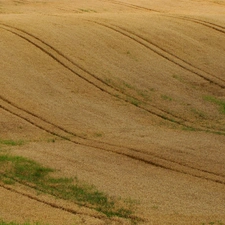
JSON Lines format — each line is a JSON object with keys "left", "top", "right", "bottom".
{"left": 105, "top": 78, "right": 125, "bottom": 91}
{"left": 125, "top": 50, "right": 138, "bottom": 61}
{"left": 137, "top": 90, "right": 151, "bottom": 102}
{"left": 93, "top": 132, "right": 103, "bottom": 138}
{"left": 2, "top": 178, "right": 15, "bottom": 185}
{"left": 211, "top": 131, "right": 225, "bottom": 136}
{"left": 201, "top": 221, "right": 224, "bottom": 225}
{"left": 105, "top": 78, "right": 112, "bottom": 85}
{"left": 0, "top": 221, "right": 47, "bottom": 225}
{"left": 0, "top": 139, "right": 24, "bottom": 146}
{"left": 172, "top": 74, "right": 183, "bottom": 82}
{"left": 105, "top": 77, "right": 150, "bottom": 103}
{"left": 152, "top": 205, "right": 159, "bottom": 210}
{"left": 47, "top": 138, "right": 55, "bottom": 143}
{"left": 182, "top": 126, "right": 197, "bottom": 131}
{"left": 0, "top": 154, "right": 137, "bottom": 221}
{"left": 79, "top": 8, "right": 97, "bottom": 13}
{"left": 127, "top": 97, "right": 140, "bottom": 106}
{"left": 191, "top": 108, "right": 206, "bottom": 119}
{"left": 114, "top": 94, "right": 120, "bottom": 98}
{"left": 161, "top": 95, "right": 172, "bottom": 101}
{"left": 149, "top": 87, "right": 156, "bottom": 92}
{"left": 0, "top": 155, "right": 54, "bottom": 183}
{"left": 123, "top": 81, "right": 133, "bottom": 89}
{"left": 203, "top": 95, "right": 225, "bottom": 114}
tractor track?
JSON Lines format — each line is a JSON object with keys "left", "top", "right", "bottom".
{"left": 0, "top": 99, "right": 225, "bottom": 185}
{"left": 0, "top": 23, "right": 207, "bottom": 131}
{"left": 90, "top": 20, "right": 225, "bottom": 89}
{"left": 0, "top": 74, "right": 224, "bottom": 182}
{"left": 0, "top": 182, "right": 108, "bottom": 220}
{"left": 1, "top": 22, "right": 224, "bottom": 134}
{"left": 103, "top": 0, "right": 225, "bottom": 36}
{"left": 169, "top": 15, "right": 225, "bottom": 36}
{"left": 100, "top": 0, "right": 160, "bottom": 13}
{"left": 0, "top": 24, "right": 225, "bottom": 184}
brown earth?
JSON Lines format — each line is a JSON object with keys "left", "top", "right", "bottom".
{"left": 0, "top": 0, "right": 225, "bottom": 224}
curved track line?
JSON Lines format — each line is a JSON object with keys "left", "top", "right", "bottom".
{"left": 2, "top": 95, "right": 224, "bottom": 181}
{"left": 114, "top": 23, "right": 225, "bottom": 84}
{"left": 100, "top": 0, "right": 160, "bottom": 12}
{"left": 0, "top": 23, "right": 198, "bottom": 129}
{"left": 0, "top": 27, "right": 109, "bottom": 94}
{"left": 0, "top": 25, "right": 225, "bottom": 183}
{"left": 90, "top": 21, "right": 225, "bottom": 89}
{"left": 3, "top": 23, "right": 225, "bottom": 133}
{"left": 0, "top": 182, "right": 106, "bottom": 220}
{"left": 173, "top": 16, "right": 225, "bottom": 35}
{"left": 1, "top": 86, "right": 225, "bottom": 181}
{"left": 0, "top": 104, "right": 224, "bottom": 185}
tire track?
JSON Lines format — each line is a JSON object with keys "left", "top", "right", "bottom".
{"left": 100, "top": 0, "right": 160, "bottom": 12}
{"left": 0, "top": 103, "right": 225, "bottom": 185}
{"left": 170, "top": 15, "right": 225, "bottom": 35}
{"left": 2, "top": 22, "right": 224, "bottom": 133}
{"left": 0, "top": 25, "right": 110, "bottom": 95}
{"left": 1, "top": 79, "right": 224, "bottom": 181}
{"left": 0, "top": 23, "right": 199, "bottom": 129}
{"left": 119, "top": 22, "right": 225, "bottom": 83}
{"left": 0, "top": 182, "right": 107, "bottom": 220}
{"left": 90, "top": 20, "right": 225, "bottom": 89}
{"left": 0, "top": 174, "right": 142, "bottom": 222}
{"left": 0, "top": 25, "right": 225, "bottom": 184}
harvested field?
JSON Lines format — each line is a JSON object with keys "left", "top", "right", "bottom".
{"left": 0, "top": 0, "right": 225, "bottom": 224}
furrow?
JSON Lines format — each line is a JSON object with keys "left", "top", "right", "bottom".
{"left": 182, "top": 17, "right": 225, "bottom": 35}
{"left": 0, "top": 103, "right": 224, "bottom": 185}
{"left": 1, "top": 25, "right": 225, "bottom": 184}
{"left": 91, "top": 21, "right": 225, "bottom": 89}
{"left": 2, "top": 88, "right": 222, "bottom": 180}
{"left": 0, "top": 102, "right": 74, "bottom": 143}
{"left": 0, "top": 183, "right": 105, "bottom": 220}
{"left": 0, "top": 26, "right": 112, "bottom": 95}
{"left": 0, "top": 23, "right": 124, "bottom": 94}
{"left": 4, "top": 22, "right": 224, "bottom": 133}
{"left": 101, "top": 0, "right": 160, "bottom": 12}
{"left": 113, "top": 23, "right": 225, "bottom": 84}
{"left": 165, "top": 14, "right": 225, "bottom": 34}
{"left": 196, "top": 19, "right": 225, "bottom": 30}
{"left": 0, "top": 23, "right": 194, "bottom": 128}
{"left": 126, "top": 145, "right": 225, "bottom": 179}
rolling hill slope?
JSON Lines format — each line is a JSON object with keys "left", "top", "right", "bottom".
{"left": 0, "top": 0, "right": 225, "bottom": 224}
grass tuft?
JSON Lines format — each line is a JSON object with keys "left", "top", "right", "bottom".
{"left": 161, "top": 95, "right": 172, "bottom": 101}
{"left": 204, "top": 95, "right": 225, "bottom": 114}
{"left": 0, "top": 221, "right": 46, "bottom": 225}
{"left": 0, "top": 139, "right": 24, "bottom": 146}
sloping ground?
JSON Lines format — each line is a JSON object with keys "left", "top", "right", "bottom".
{"left": 0, "top": 0, "right": 225, "bottom": 224}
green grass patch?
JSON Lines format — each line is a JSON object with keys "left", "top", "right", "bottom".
{"left": 191, "top": 108, "right": 206, "bottom": 119}
{"left": 161, "top": 95, "right": 172, "bottom": 101}
{"left": 201, "top": 221, "right": 224, "bottom": 225}
{"left": 0, "top": 139, "right": 24, "bottom": 146}
{"left": 0, "top": 221, "right": 46, "bottom": 225}
{"left": 93, "top": 132, "right": 103, "bottom": 138}
{"left": 0, "top": 154, "right": 136, "bottom": 220}
{"left": 182, "top": 126, "right": 197, "bottom": 132}
{"left": 204, "top": 95, "right": 225, "bottom": 114}
{"left": 126, "top": 97, "right": 140, "bottom": 106}
{"left": 172, "top": 74, "right": 184, "bottom": 82}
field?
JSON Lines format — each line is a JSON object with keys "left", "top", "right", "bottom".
{"left": 0, "top": 0, "right": 225, "bottom": 224}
